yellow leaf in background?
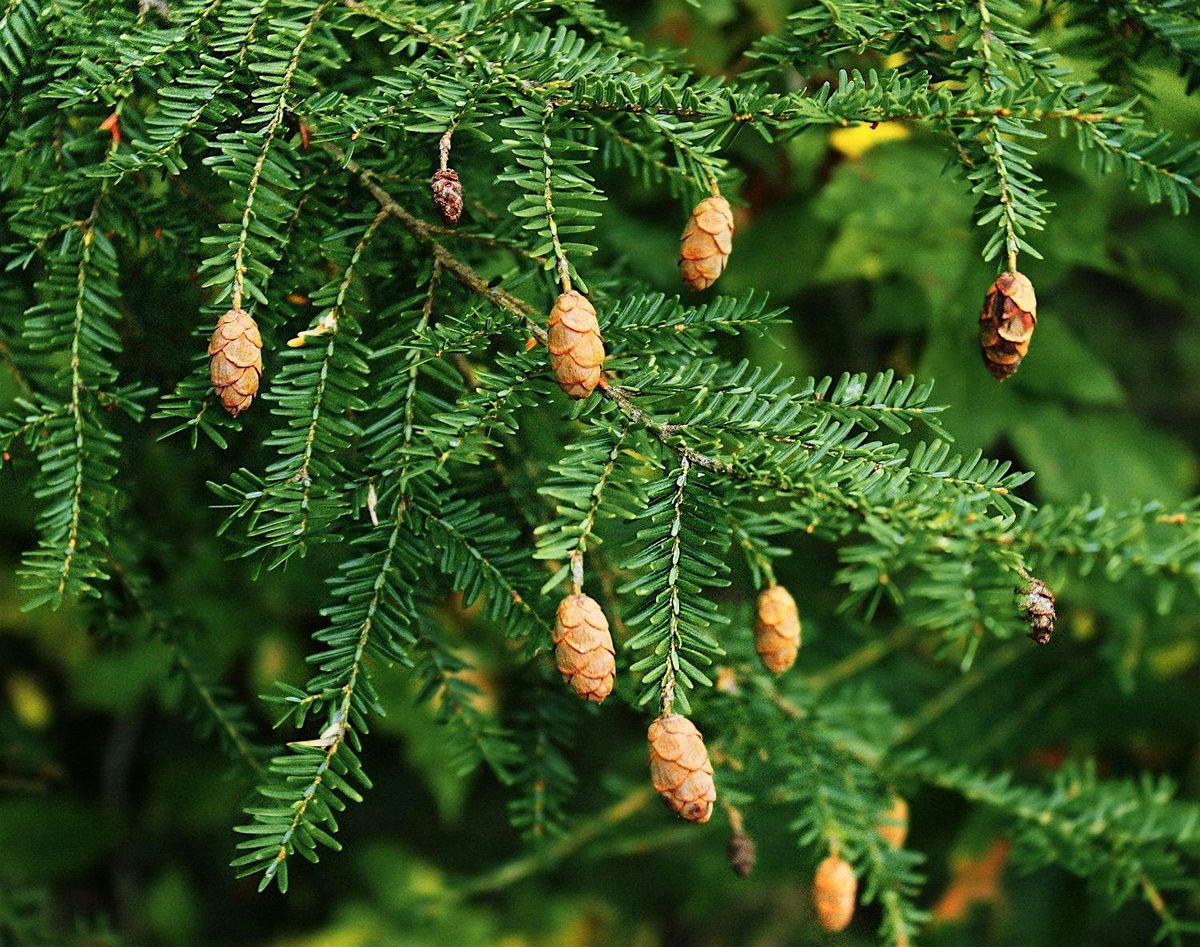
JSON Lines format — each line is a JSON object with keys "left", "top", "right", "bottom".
{"left": 1149, "top": 639, "right": 1199, "bottom": 678}
{"left": 829, "top": 122, "right": 911, "bottom": 160}
{"left": 8, "top": 674, "right": 52, "bottom": 729}
{"left": 883, "top": 52, "right": 909, "bottom": 69}
{"left": 276, "top": 928, "right": 372, "bottom": 947}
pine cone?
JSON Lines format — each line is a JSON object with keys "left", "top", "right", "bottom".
{"left": 1022, "top": 578, "right": 1055, "bottom": 645}
{"left": 813, "top": 854, "right": 857, "bottom": 932}
{"left": 208, "top": 307, "right": 263, "bottom": 416}
{"left": 431, "top": 168, "right": 463, "bottom": 225}
{"left": 679, "top": 195, "right": 734, "bottom": 291}
{"left": 547, "top": 290, "right": 604, "bottom": 398}
{"left": 753, "top": 584, "right": 801, "bottom": 674}
{"left": 647, "top": 714, "right": 716, "bottom": 823}
{"left": 727, "top": 829, "right": 757, "bottom": 878}
{"left": 979, "top": 271, "right": 1037, "bottom": 381}
{"left": 877, "top": 794, "right": 909, "bottom": 850}
{"left": 551, "top": 593, "right": 615, "bottom": 703}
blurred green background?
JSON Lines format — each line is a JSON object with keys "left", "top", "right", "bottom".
{"left": 2, "top": 1, "right": 1199, "bottom": 945}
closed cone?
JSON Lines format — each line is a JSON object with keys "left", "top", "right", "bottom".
{"left": 753, "top": 584, "right": 801, "bottom": 674}
{"left": 431, "top": 168, "right": 463, "bottom": 225}
{"left": 679, "top": 195, "right": 734, "bottom": 291}
{"left": 1022, "top": 578, "right": 1055, "bottom": 645}
{"left": 551, "top": 593, "right": 615, "bottom": 703}
{"left": 877, "top": 794, "right": 909, "bottom": 849}
{"left": 208, "top": 307, "right": 263, "bottom": 416}
{"left": 647, "top": 714, "right": 716, "bottom": 823}
{"left": 813, "top": 854, "right": 857, "bottom": 932}
{"left": 979, "top": 271, "right": 1036, "bottom": 381}
{"left": 727, "top": 829, "right": 756, "bottom": 878}
{"left": 547, "top": 290, "right": 604, "bottom": 398}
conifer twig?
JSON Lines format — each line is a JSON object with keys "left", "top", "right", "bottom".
{"left": 455, "top": 785, "right": 655, "bottom": 897}
{"left": 323, "top": 140, "right": 743, "bottom": 482}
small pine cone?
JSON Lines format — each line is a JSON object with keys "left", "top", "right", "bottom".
{"left": 431, "top": 168, "right": 463, "bottom": 225}
{"left": 551, "top": 593, "right": 615, "bottom": 703}
{"left": 547, "top": 290, "right": 604, "bottom": 398}
{"left": 813, "top": 855, "right": 857, "bottom": 932}
{"left": 1022, "top": 578, "right": 1055, "bottom": 645}
{"left": 753, "top": 584, "right": 801, "bottom": 674}
{"left": 727, "top": 829, "right": 756, "bottom": 878}
{"left": 877, "top": 794, "right": 909, "bottom": 850}
{"left": 208, "top": 307, "right": 263, "bottom": 416}
{"left": 679, "top": 195, "right": 734, "bottom": 291}
{"left": 647, "top": 714, "right": 716, "bottom": 823}
{"left": 979, "top": 271, "right": 1037, "bottom": 381}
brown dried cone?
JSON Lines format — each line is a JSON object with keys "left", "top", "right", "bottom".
{"left": 547, "top": 290, "right": 605, "bottom": 398}
{"left": 727, "top": 829, "right": 757, "bottom": 878}
{"left": 679, "top": 195, "right": 734, "bottom": 291}
{"left": 647, "top": 714, "right": 716, "bottom": 823}
{"left": 753, "top": 584, "right": 801, "bottom": 674}
{"left": 208, "top": 307, "right": 263, "bottom": 416}
{"left": 1022, "top": 578, "right": 1055, "bottom": 645}
{"left": 877, "top": 794, "right": 909, "bottom": 850}
{"left": 431, "top": 168, "right": 463, "bottom": 225}
{"left": 979, "top": 271, "right": 1037, "bottom": 381}
{"left": 551, "top": 593, "right": 615, "bottom": 703}
{"left": 813, "top": 854, "right": 858, "bottom": 932}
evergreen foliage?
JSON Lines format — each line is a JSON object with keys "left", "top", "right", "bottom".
{"left": 1, "top": 1, "right": 1199, "bottom": 945}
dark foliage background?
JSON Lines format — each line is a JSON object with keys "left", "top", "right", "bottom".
{"left": 2, "top": 1, "right": 1199, "bottom": 946}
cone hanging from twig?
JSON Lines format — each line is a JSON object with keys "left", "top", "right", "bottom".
{"left": 727, "top": 828, "right": 756, "bottom": 877}
{"left": 979, "top": 271, "right": 1037, "bottom": 381}
{"left": 547, "top": 290, "right": 605, "bottom": 398}
{"left": 551, "top": 592, "right": 615, "bottom": 703}
{"left": 813, "top": 854, "right": 857, "bottom": 932}
{"left": 208, "top": 307, "right": 263, "bottom": 416}
{"left": 647, "top": 714, "right": 716, "bottom": 823}
{"left": 1022, "top": 577, "right": 1055, "bottom": 645}
{"left": 753, "top": 584, "right": 801, "bottom": 674}
{"left": 679, "top": 195, "right": 734, "bottom": 291}
{"left": 431, "top": 168, "right": 463, "bottom": 225}
{"left": 877, "top": 794, "right": 909, "bottom": 849}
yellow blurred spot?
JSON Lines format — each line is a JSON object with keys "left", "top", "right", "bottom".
{"left": 1070, "top": 609, "right": 1096, "bottom": 641}
{"left": 407, "top": 864, "right": 448, "bottom": 898}
{"left": 278, "top": 929, "right": 370, "bottom": 947}
{"left": 883, "top": 52, "right": 909, "bottom": 69}
{"left": 829, "top": 122, "right": 911, "bottom": 160}
{"left": 8, "top": 674, "right": 52, "bottom": 729}
{"left": 257, "top": 636, "right": 290, "bottom": 679}
{"left": 1149, "top": 640, "right": 1198, "bottom": 677}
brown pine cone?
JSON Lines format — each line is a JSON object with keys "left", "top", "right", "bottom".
{"left": 813, "top": 854, "right": 857, "bottom": 932}
{"left": 547, "top": 290, "right": 604, "bottom": 398}
{"left": 431, "top": 168, "right": 463, "bottom": 225}
{"left": 208, "top": 307, "right": 263, "bottom": 416}
{"left": 1022, "top": 578, "right": 1055, "bottom": 645}
{"left": 679, "top": 195, "right": 734, "bottom": 291}
{"left": 727, "top": 829, "right": 757, "bottom": 878}
{"left": 551, "top": 593, "right": 615, "bottom": 703}
{"left": 979, "top": 271, "right": 1037, "bottom": 381}
{"left": 753, "top": 584, "right": 801, "bottom": 674}
{"left": 647, "top": 714, "right": 716, "bottom": 823}
{"left": 877, "top": 794, "right": 909, "bottom": 850}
